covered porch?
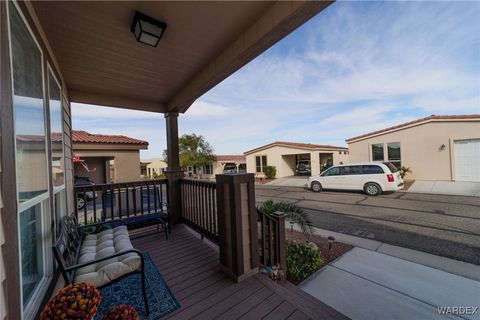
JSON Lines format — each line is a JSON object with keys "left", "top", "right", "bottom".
{"left": 0, "top": 1, "right": 342, "bottom": 319}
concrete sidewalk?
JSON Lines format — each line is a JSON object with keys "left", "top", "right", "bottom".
{"left": 301, "top": 248, "right": 480, "bottom": 320}
{"left": 408, "top": 180, "right": 480, "bottom": 197}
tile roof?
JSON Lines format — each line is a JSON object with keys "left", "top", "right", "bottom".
{"left": 214, "top": 155, "right": 246, "bottom": 162}
{"left": 244, "top": 141, "right": 348, "bottom": 155}
{"left": 53, "top": 130, "right": 148, "bottom": 145}
{"left": 346, "top": 114, "right": 480, "bottom": 143}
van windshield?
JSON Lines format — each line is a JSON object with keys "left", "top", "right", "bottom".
{"left": 383, "top": 162, "right": 398, "bottom": 173}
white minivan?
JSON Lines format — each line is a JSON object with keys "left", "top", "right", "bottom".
{"left": 308, "top": 162, "right": 404, "bottom": 196}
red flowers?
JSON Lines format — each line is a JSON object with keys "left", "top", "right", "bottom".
{"left": 40, "top": 283, "right": 101, "bottom": 320}
{"left": 101, "top": 305, "right": 139, "bottom": 320}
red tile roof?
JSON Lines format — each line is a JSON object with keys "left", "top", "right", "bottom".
{"left": 244, "top": 141, "right": 347, "bottom": 155}
{"left": 214, "top": 155, "right": 246, "bottom": 162}
{"left": 346, "top": 114, "right": 480, "bottom": 143}
{"left": 53, "top": 130, "right": 148, "bottom": 145}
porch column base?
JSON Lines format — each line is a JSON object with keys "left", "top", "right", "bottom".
{"left": 216, "top": 173, "right": 259, "bottom": 282}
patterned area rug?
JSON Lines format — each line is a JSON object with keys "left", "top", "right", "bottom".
{"left": 95, "top": 253, "right": 180, "bottom": 319}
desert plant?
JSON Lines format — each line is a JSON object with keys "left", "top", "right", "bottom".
{"left": 286, "top": 240, "right": 323, "bottom": 283}
{"left": 399, "top": 166, "right": 412, "bottom": 179}
{"left": 264, "top": 166, "right": 277, "bottom": 179}
{"left": 258, "top": 200, "right": 313, "bottom": 234}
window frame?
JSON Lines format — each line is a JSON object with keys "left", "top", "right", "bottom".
{"left": 255, "top": 155, "right": 267, "bottom": 173}
{"left": 47, "top": 64, "right": 66, "bottom": 194}
{"left": 386, "top": 142, "right": 402, "bottom": 169}
{"left": 371, "top": 143, "right": 385, "bottom": 162}
{"left": 6, "top": 2, "right": 54, "bottom": 317}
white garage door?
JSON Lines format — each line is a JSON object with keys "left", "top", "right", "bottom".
{"left": 454, "top": 139, "right": 480, "bottom": 181}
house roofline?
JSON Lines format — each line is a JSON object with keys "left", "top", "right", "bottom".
{"left": 244, "top": 141, "right": 348, "bottom": 155}
{"left": 346, "top": 114, "right": 480, "bottom": 144}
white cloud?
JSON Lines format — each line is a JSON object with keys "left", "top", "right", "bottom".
{"left": 184, "top": 101, "right": 232, "bottom": 118}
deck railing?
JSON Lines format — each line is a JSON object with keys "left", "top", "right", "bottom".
{"left": 257, "top": 209, "right": 286, "bottom": 274}
{"left": 180, "top": 178, "right": 218, "bottom": 243}
{"left": 74, "top": 179, "right": 168, "bottom": 225}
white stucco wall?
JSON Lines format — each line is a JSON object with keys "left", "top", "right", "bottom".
{"left": 245, "top": 145, "right": 349, "bottom": 178}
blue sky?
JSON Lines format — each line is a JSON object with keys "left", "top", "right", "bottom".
{"left": 72, "top": 1, "right": 480, "bottom": 160}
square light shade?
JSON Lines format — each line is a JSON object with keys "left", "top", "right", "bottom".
{"left": 131, "top": 11, "right": 167, "bottom": 47}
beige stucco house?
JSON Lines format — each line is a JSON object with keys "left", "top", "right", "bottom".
{"left": 244, "top": 141, "right": 349, "bottom": 178}
{"left": 72, "top": 130, "right": 148, "bottom": 184}
{"left": 145, "top": 158, "right": 168, "bottom": 178}
{"left": 346, "top": 115, "right": 480, "bottom": 181}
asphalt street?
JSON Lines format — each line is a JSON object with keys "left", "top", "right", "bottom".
{"left": 255, "top": 185, "right": 480, "bottom": 265}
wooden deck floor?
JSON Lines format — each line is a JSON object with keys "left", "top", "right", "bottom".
{"left": 132, "top": 224, "right": 348, "bottom": 320}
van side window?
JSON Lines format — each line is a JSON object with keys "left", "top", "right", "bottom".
{"left": 363, "top": 165, "right": 384, "bottom": 174}
{"left": 322, "top": 167, "right": 340, "bottom": 176}
{"left": 340, "top": 166, "right": 362, "bottom": 175}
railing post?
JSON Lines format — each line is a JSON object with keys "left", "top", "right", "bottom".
{"left": 216, "top": 173, "right": 258, "bottom": 282}
{"left": 272, "top": 211, "right": 287, "bottom": 283}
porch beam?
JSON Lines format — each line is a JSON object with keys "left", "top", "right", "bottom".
{"left": 165, "top": 113, "right": 183, "bottom": 225}
{"left": 167, "top": 1, "right": 333, "bottom": 113}
{"left": 69, "top": 90, "right": 167, "bottom": 113}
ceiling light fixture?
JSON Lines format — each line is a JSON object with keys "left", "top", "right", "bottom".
{"left": 131, "top": 11, "right": 167, "bottom": 47}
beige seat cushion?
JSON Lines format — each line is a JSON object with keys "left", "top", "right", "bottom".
{"left": 74, "top": 225, "right": 141, "bottom": 287}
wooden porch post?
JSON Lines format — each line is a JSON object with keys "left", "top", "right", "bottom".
{"left": 216, "top": 173, "right": 259, "bottom": 282}
{"left": 164, "top": 113, "right": 183, "bottom": 225}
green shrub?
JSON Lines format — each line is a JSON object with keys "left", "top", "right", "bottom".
{"left": 286, "top": 240, "right": 323, "bottom": 283}
{"left": 264, "top": 166, "right": 276, "bottom": 179}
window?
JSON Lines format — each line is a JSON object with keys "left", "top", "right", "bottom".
{"left": 9, "top": 2, "right": 52, "bottom": 312}
{"left": 340, "top": 165, "right": 362, "bottom": 175}
{"left": 387, "top": 142, "right": 401, "bottom": 169}
{"left": 322, "top": 167, "right": 340, "bottom": 176}
{"left": 11, "top": 3, "right": 48, "bottom": 203}
{"left": 148, "top": 168, "right": 151, "bottom": 177}
{"left": 372, "top": 144, "right": 384, "bottom": 161}
{"left": 255, "top": 155, "right": 267, "bottom": 173}
{"left": 48, "top": 70, "right": 64, "bottom": 188}
{"left": 204, "top": 164, "right": 213, "bottom": 175}
{"left": 19, "top": 203, "right": 44, "bottom": 306}
{"left": 363, "top": 165, "right": 384, "bottom": 174}
{"left": 383, "top": 162, "right": 399, "bottom": 173}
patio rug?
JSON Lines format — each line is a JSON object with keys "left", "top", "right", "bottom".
{"left": 95, "top": 252, "right": 180, "bottom": 319}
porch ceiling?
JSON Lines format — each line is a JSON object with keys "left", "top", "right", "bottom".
{"left": 31, "top": 1, "right": 332, "bottom": 113}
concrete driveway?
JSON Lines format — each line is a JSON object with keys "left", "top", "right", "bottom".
{"left": 265, "top": 176, "right": 308, "bottom": 187}
{"left": 301, "top": 247, "right": 480, "bottom": 320}
{"left": 255, "top": 185, "right": 480, "bottom": 265}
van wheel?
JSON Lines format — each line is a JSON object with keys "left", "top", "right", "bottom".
{"left": 364, "top": 183, "right": 381, "bottom": 196}
{"left": 311, "top": 181, "right": 322, "bottom": 192}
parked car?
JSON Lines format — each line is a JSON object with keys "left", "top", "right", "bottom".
{"left": 308, "top": 162, "right": 404, "bottom": 196}
{"left": 237, "top": 163, "right": 247, "bottom": 173}
{"left": 296, "top": 160, "right": 311, "bottom": 175}
{"left": 223, "top": 163, "right": 237, "bottom": 173}
{"left": 74, "top": 177, "right": 96, "bottom": 209}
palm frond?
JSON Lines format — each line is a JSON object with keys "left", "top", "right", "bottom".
{"left": 257, "top": 200, "right": 313, "bottom": 234}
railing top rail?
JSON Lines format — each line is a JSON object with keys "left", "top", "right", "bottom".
{"left": 180, "top": 178, "right": 217, "bottom": 187}
{"left": 73, "top": 179, "right": 167, "bottom": 190}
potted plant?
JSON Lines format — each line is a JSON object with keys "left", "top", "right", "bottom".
{"left": 102, "top": 305, "right": 139, "bottom": 320}
{"left": 40, "top": 283, "right": 101, "bottom": 320}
